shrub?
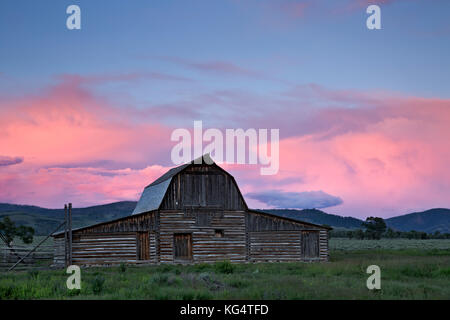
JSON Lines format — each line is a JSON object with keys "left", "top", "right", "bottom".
{"left": 92, "top": 275, "right": 105, "bottom": 294}
{"left": 214, "top": 260, "right": 234, "bottom": 274}
{"left": 150, "top": 274, "right": 169, "bottom": 285}
{"left": 119, "top": 263, "right": 127, "bottom": 273}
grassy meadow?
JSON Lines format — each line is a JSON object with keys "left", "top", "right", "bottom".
{"left": 0, "top": 239, "right": 449, "bottom": 300}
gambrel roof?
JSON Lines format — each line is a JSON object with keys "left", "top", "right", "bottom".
{"left": 132, "top": 154, "right": 226, "bottom": 215}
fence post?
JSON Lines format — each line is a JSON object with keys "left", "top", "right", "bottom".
{"left": 68, "top": 203, "right": 72, "bottom": 266}
{"left": 64, "top": 204, "right": 68, "bottom": 268}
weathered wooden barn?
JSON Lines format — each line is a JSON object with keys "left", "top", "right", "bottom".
{"left": 52, "top": 155, "right": 330, "bottom": 266}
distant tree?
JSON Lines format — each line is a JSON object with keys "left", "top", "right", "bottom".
{"left": 355, "top": 229, "right": 365, "bottom": 240}
{"left": 362, "top": 217, "right": 386, "bottom": 240}
{"left": 385, "top": 227, "right": 396, "bottom": 239}
{"left": 347, "top": 231, "right": 354, "bottom": 239}
{"left": 0, "top": 217, "right": 34, "bottom": 245}
{"left": 419, "top": 232, "right": 428, "bottom": 240}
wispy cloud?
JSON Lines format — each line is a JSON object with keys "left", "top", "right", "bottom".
{"left": 0, "top": 156, "right": 23, "bottom": 167}
{"left": 246, "top": 189, "right": 343, "bottom": 209}
{"left": 155, "top": 56, "right": 266, "bottom": 78}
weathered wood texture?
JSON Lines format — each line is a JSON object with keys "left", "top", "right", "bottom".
{"left": 1, "top": 245, "right": 54, "bottom": 270}
{"left": 159, "top": 211, "right": 246, "bottom": 264}
{"left": 160, "top": 165, "right": 246, "bottom": 211}
{"left": 68, "top": 233, "right": 137, "bottom": 266}
{"left": 246, "top": 210, "right": 322, "bottom": 231}
{"left": 74, "top": 211, "right": 158, "bottom": 234}
{"left": 249, "top": 231, "right": 301, "bottom": 262}
{"left": 246, "top": 211, "right": 329, "bottom": 262}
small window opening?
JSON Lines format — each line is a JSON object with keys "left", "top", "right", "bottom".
{"left": 215, "top": 229, "right": 224, "bottom": 238}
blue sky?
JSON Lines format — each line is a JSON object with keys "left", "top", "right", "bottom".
{"left": 1, "top": 0, "right": 449, "bottom": 101}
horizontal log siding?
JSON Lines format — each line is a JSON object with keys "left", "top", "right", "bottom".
{"left": 149, "top": 231, "right": 158, "bottom": 263}
{"left": 74, "top": 211, "right": 158, "bottom": 234}
{"left": 246, "top": 211, "right": 322, "bottom": 232}
{"left": 53, "top": 237, "right": 65, "bottom": 267}
{"left": 159, "top": 210, "right": 246, "bottom": 264}
{"left": 249, "top": 231, "right": 301, "bottom": 262}
{"left": 249, "top": 230, "right": 329, "bottom": 262}
{"left": 71, "top": 233, "right": 137, "bottom": 265}
{"left": 319, "top": 230, "right": 329, "bottom": 261}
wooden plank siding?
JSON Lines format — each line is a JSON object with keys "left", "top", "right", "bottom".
{"left": 159, "top": 210, "right": 246, "bottom": 264}
{"left": 246, "top": 211, "right": 329, "bottom": 262}
{"left": 53, "top": 237, "right": 65, "bottom": 267}
{"left": 70, "top": 233, "right": 137, "bottom": 265}
{"left": 249, "top": 231, "right": 301, "bottom": 262}
{"left": 160, "top": 165, "right": 246, "bottom": 211}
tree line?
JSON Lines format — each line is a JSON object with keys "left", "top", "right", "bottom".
{"left": 328, "top": 216, "right": 450, "bottom": 240}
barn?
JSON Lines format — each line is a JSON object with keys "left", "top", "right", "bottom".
{"left": 52, "top": 155, "right": 330, "bottom": 266}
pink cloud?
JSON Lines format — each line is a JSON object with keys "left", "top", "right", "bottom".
{"left": 230, "top": 90, "right": 450, "bottom": 218}
{"left": 1, "top": 74, "right": 449, "bottom": 219}
{"left": 0, "top": 75, "right": 176, "bottom": 207}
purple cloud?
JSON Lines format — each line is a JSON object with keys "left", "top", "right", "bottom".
{"left": 246, "top": 189, "right": 343, "bottom": 209}
{"left": 0, "top": 156, "right": 24, "bottom": 167}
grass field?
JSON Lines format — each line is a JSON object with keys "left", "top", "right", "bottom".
{"left": 0, "top": 239, "right": 449, "bottom": 300}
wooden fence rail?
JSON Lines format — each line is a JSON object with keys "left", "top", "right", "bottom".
{"left": 0, "top": 245, "right": 55, "bottom": 271}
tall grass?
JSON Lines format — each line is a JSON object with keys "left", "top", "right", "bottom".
{"left": 0, "top": 242, "right": 449, "bottom": 300}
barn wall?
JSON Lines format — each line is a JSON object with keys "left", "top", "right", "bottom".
{"left": 246, "top": 211, "right": 329, "bottom": 262}
{"left": 249, "top": 231, "right": 302, "bottom": 262}
{"left": 159, "top": 210, "right": 246, "bottom": 263}
{"left": 53, "top": 237, "right": 65, "bottom": 267}
{"left": 246, "top": 211, "right": 322, "bottom": 231}
{"left": 318, "top": 230, "right": 329, "bottom": 261}
{"left": 160, "top": 165, "right": 246, "bottom": 211}
{"left": 71, "top": 233, "right": 137, "bottom": 265}
{"left": 75, "top": 211, "right": 158, "bottom": 234}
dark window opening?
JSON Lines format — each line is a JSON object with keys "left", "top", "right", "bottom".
{"left": 215, "top": 229, "right": 224, "bottom": 238}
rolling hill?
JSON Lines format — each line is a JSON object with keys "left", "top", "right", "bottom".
{"left": 385, "top": 208, "right": 450, "bottom": 233}
{"left": 259, "top": 209, "right": 364, "bottom": 230}
{"left": 0, "top": 202, "right": 448, "bottom": 235}
{"left": 0, "top": 201, "right": 137, "bottom": 235}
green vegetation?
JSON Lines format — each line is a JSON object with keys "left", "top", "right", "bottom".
{"left": 0, "top": 239, "right": 448, "bottom": 300}
{"left": 0, "top": 216, "right": 34, "bottom": 244}
{"left": 330, "top": 238, "right": 450, "bottom": 251}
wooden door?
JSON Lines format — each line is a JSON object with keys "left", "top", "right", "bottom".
{"left": 137, "top": 232, "right": 149, "bottom": 260}
{"left": 301, "top": 231, "right": 319, "bottom": 258}
{"left": 173, "top": 233, "right": 192, "bottom": 261}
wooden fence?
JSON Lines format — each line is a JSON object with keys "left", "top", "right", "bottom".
{"left": 0, "top": 244, "right": 54, "bottom": 271}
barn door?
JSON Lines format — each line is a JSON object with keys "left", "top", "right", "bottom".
{"left": 173, "top": 233, "right": 192, "bottom": 261}
{"left": 301, "top": 231, "right": 319, "bottom": 259}
{"left": 137, "top": 232, "right": 150, "bottom": 260}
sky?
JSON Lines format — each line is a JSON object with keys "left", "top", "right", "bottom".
{"left": 0, "top": 0, "right": 449, "bottom": 219}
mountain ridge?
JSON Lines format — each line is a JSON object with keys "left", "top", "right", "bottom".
{"left": 0, "top": 202, "right": 449, "bottom": 235}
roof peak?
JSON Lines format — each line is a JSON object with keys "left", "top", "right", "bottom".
{"left": 145, "top": 153, "right": 215, "bottom": 189}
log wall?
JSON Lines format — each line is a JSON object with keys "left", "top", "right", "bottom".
{"left": 246, "top": 211, "right": 329, "bottom": 262}
{"left": 159, "top": 210, "right": 246, "bottom": 264}
{"left": 70, "top": 233, "right": 137, "bottom": 265}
